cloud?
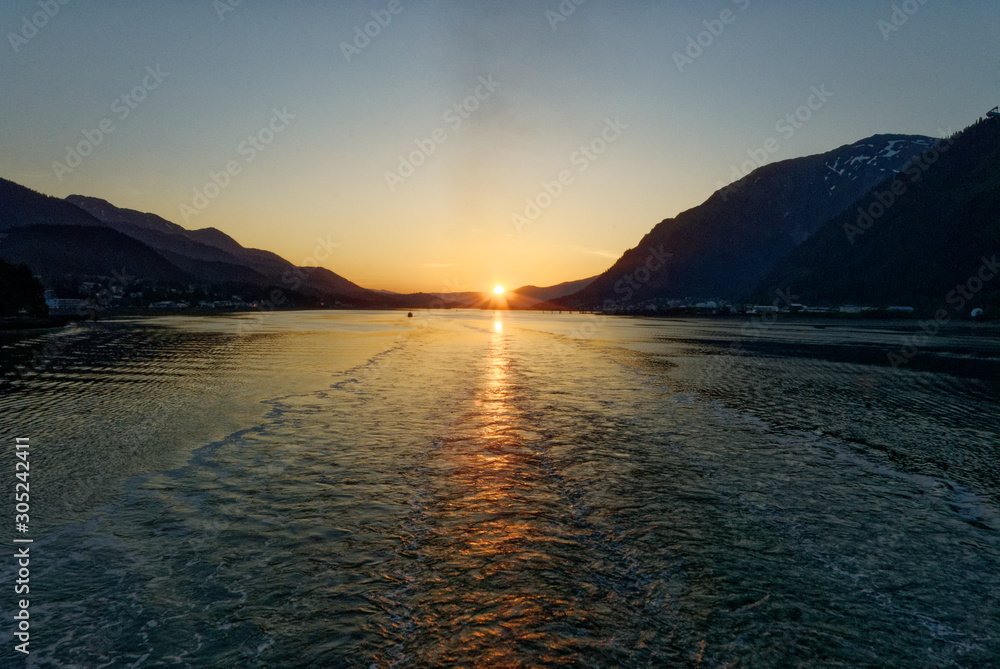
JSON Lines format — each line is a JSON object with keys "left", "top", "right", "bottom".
{"left": 570, "top": 245, "right": 618, "bottom": 259}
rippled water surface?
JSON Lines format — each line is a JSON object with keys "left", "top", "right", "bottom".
{"left": 1, "top": 311, "right": 999, "bottom": 667}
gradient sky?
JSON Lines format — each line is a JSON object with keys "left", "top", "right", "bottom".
{"left": 2, "top": 1, "right": 998, "bottom": 293}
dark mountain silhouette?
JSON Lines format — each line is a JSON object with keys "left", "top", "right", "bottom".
{"left": 755, "top": 117, "right": 1000, "bottom": 312}
{"left": 0, "top": 224, "right": 193, "bottom": 283}
{"left": 0, "top": 178, "right": 105, "bottom": 230}
{"left": 6, "top": 120, "right": 994, "bottom": 316}
{"left": 0, "top": 178, "right": 389, "bottom": 307}
{"left": 1, "top": 178, "right": 611, "bottom": 311}
{"left": 397, "top": 278, "right": 601, "bottom": 310}
{"left": 65, "top": 195, "right": 371, "bottom": 301}
{"left": 555, "top": 135, "right": 937, "bottom": 309}
{"left": 512, "top": 276, "right": 597, "bottom": 302}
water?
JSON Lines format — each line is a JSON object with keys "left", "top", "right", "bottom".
{"left": 1, "top": 311, "right": 998, "bottom": 667}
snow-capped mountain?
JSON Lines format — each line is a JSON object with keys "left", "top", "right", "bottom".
{"left": 759, "top": 118, "right": 1000, "bottom": 310}
{"left": 555, "top": 134, "right": 938, "bottom": 308}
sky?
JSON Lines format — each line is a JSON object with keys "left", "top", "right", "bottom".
{"left": 1, "top": 1, "right": 998, "bottom": 294}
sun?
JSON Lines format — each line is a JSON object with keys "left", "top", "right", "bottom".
{"left": 493, "top": 285, "right": 505, "bottom": 295}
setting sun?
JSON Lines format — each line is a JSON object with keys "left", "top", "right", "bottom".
{"left": 493, "top": 285, "right": 505, "bottom": 295}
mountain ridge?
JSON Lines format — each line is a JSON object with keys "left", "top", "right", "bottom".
{"left": 553, "top": 133, "right": 938, "bottom": 309}
{"left": 3, "top": 122, "right": 995, "bottom": 315}
{"left": 755, "top": 117, "right": 1000, "bottom": 312}
{"left": 65, "top": 194, "right": 373, "bottom": 301}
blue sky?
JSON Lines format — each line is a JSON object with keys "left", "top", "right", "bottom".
{"left": 2, "top": 0, "right": 997, "bottom": 292}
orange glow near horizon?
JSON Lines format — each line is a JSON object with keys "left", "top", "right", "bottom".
{"left": 489, "top": 292, "right": 509, "bottom": 310}
{"left": 493, "top": 285, "right": 505, "bottom": 295}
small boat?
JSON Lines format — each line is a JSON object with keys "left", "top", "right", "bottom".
{"left": 407, "top": 312, "right": 413, "bottom": 318}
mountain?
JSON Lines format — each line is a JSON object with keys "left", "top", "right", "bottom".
{"left": 65, "top": 195, "right": 372, "bottom": 301}
{"left": 0, "top": 178, "right": 387, "bottom": 308}
{"left": 512, "top": 276, "right": 597, "bottom": 302}
{"left": 755, "top": 116, "right": 1000, "bottom": 312}
{"left": 407, "top": 278, "right": 601, "bottom": 310}
{"left": 555, "top": 134, "right": 937, "bottom": 309}
{"left": 0, "top": 178, "right": 105, "bottom": 230}
{"left": 0, "top": 224, "right": 193, "bottom": 284}
{"left": 0, "top": 179, "right": 194, "bottom": 286}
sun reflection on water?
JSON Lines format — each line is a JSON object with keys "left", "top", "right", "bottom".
{"left": 407, "top": 314, "right": 578, "bottom": 665}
